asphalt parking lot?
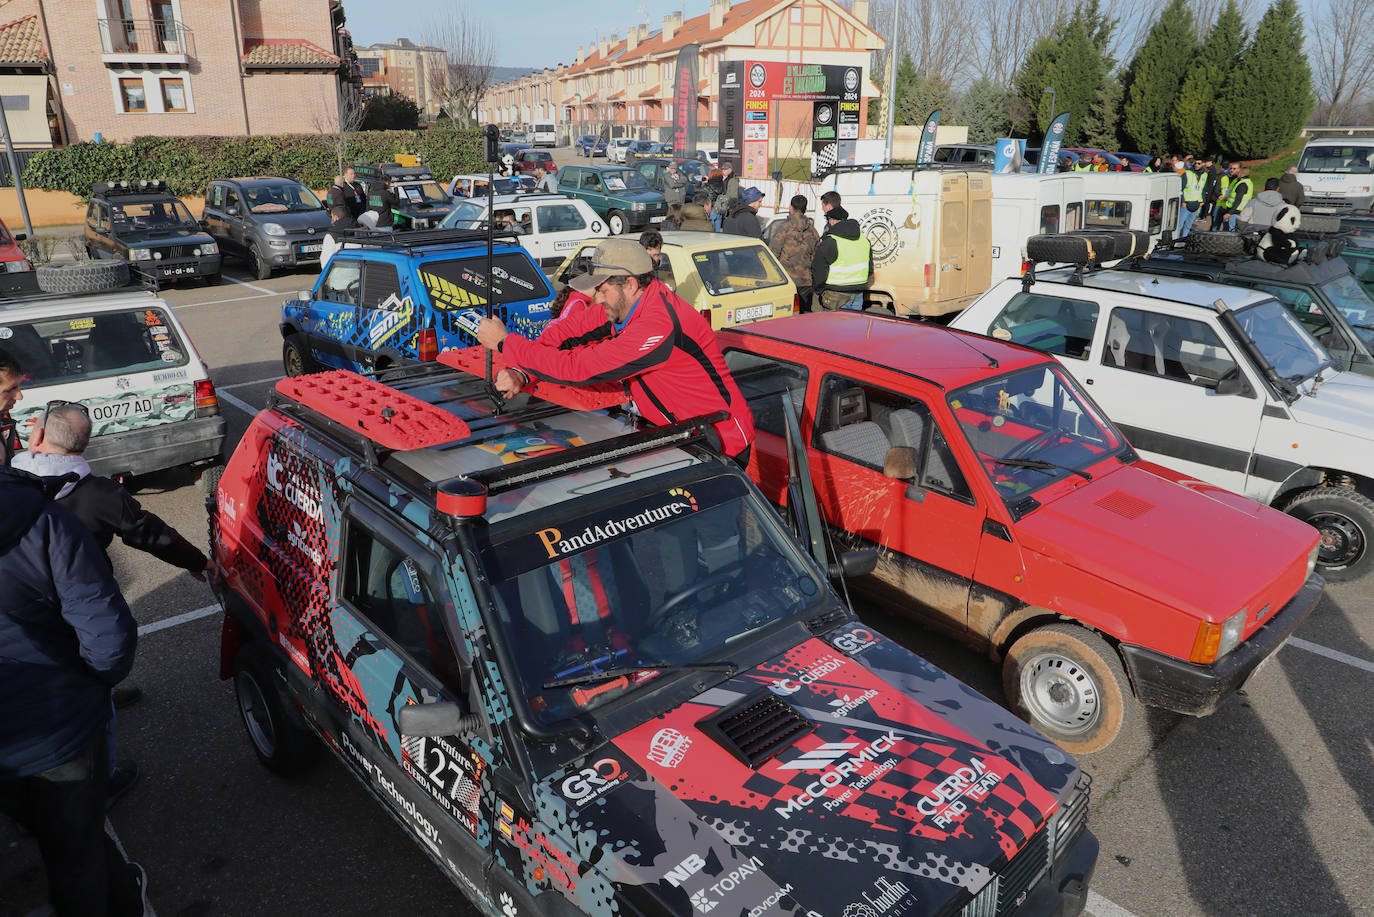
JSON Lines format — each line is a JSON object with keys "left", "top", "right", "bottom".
{"left": 3, "top": 260, "right": 1373, "bottom": 917}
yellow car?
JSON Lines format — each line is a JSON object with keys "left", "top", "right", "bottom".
{"left": 549, "top": 231, "right": 798, "bottom": 329}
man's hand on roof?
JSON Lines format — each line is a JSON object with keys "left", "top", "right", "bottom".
{"left": 477, "top": 316, "right": 508, "bottom": 350}
{"left": 495, "top": 369, "right": 526, "bottom": 398}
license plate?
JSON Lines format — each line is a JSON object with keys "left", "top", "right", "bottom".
{"left": 300, "top": 243, "right": 322, "bottom": 253}
{"left": 90, "top": 397, "right": 155, "bottom": 423}
{"left": 732, "top": 304, "right": 773, "bottom": 323}
{"left": 160, "top": 265, "right": 195, "bottom": 276}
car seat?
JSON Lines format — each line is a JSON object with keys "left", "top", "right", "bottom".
{"left": 86, "top": 317, "right": 152, "bottom": 373}
{"left": 3, "top": 325, "right": 57, "bottom": 382}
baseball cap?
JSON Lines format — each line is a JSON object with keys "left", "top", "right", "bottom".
{"left": 740, "top": 187, "right": 764, "bottom": 204}
{"left": 567, "top": 238, "right": 655, "bottom": 293}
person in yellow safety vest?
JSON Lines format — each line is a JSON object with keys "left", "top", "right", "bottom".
{"left": 811, "top": 206, "right": 872, "bottom": 311}
{"left": 1217, "top": 165, "right": 1255, "bottom": 232}
{"left": 1177, "top": 162, "right": 1205, "bottom": 239}
{"left": 1210, "top": 163, "right": 1238, "bottom": 230}
{"left": 1072, "top": 156, "right": 1093, "bottom": 172}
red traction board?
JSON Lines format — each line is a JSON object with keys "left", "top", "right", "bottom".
{"left": 439, "top": 346, "right": 625, "bottom": 411}
{"left": 276, "top": 370, "right": 472, "bottom": 450}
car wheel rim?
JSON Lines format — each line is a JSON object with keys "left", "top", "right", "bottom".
{"left": 285, "top": 345, "right": 302, "bottom": 377}
{"left": 1310, "top": 510, "right": 1365, "bottom": 568}
{"left": 1020, "top": 652, "right": 1099, "bottom": 735}
{"left": 237, "top": 671, "right": 278, "bottom": 756}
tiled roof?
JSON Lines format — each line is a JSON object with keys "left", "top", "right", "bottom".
{"left": 638, "top": 85, "right": 660, "bottom": 98}
{"left": 565, "top": 0, "right": 782, "bottom": 76}
{"left": 605, "top": 89, "right": 625, "bottom": 100}
{"left": 242, "top": 38, "right": 340, "bottom": 68}
{"left": 0, "top": 15, "right": 45, "bottom": 64}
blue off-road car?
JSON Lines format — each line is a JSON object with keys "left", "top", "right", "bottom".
{"left": 280, "top": 229, "right": 555, "bottom": 377}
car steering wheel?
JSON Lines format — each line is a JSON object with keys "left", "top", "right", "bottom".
{"left": 1004, "top": 428, "right": 1061, "bottom": 462}
{"left": 646, "top": 560, "right": 747, "bottom": 632}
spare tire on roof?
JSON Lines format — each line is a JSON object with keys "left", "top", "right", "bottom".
{"left": 1183, "top": 230, "right": 1247, "bottom": 256}
{"left": 35, "top": 258, "right": 131, "bottom": 294}
{"left": 1026, "top": 231, "right": 1129, "bottom": 265}
{"left": 1297, "top": 213, "right": 1341, "bottom": 234}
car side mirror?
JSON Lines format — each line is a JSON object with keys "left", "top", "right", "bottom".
{"left": 296, "top": 289, "right": 313, "bottom": 302}
{"left": 198, "top": 220, "right": 209, "bottom": 231}
{"left": 12, "top": 231, "right": 25, "bottom": 242}
{"left": 397, "top": 701, "right": 481, "bottom": 737}
{"left": 827, "top": 548, "right": 877, "bottom": 579}
{"left": 1213, "top": 371, "right": 1253, "bottom": 397}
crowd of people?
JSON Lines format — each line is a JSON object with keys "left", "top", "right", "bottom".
{"left": 1166, "top": 156, "right": 1305, "bottom": 239}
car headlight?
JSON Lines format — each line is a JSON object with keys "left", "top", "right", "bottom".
{"left": 132, "top": 248, "right": 152, "bottom": 261}
{"left": 152, "top": 250, "right": 163, "bottom": 260}
{"left": 4, "top": 259, "right": 32, "bottom": 272}
{"left": 1192, "top": 608, "right": 1247, "bottom": 663}
{"left": 261, "top": 223, "right": 286, "bottom": 236}
{"left": 633, "top": 202, "right": 646, "bottom": 211}
{"left": 1306, "top": 543, "right": 1320, "bottom": 578}
{"left": 199, "top": 241, "right": 218, "bottom": 254}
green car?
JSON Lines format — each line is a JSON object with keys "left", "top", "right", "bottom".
{"left": 554, "top": 164, "right": 667, "bottom": 235}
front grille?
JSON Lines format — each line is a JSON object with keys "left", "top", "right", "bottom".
{"left": 696, "top": 689, "right": 814, "bottom": 768}
{"left": 155, "top": 244, "right": 199, "bottom": 260}
{"left": 1048, "top": 773, "right": 1091, "bottom": 862}
{"left": 997, "top": 830, "right": 1049, "bottom": 913}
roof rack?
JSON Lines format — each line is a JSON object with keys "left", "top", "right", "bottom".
{"left": 92, "top": 180, "right": 170, "bottom": 197}
{"left": 439, "top": 347, "right": 625, "bottom": 412}
{"left": 458, "top": 411, "right": 727, "bottom": 498}
{"left": 274, "top": 370, "right": 472, "bottom": 451}
{"left": 330, "top": 226, "right": 521, "bottom": 254}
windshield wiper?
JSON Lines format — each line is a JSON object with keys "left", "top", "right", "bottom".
{"left": 993, "top": 457, "right": 1092, "bottom": 480}
{"left": 543, "top": 661, "right": 738, "bottom": 690}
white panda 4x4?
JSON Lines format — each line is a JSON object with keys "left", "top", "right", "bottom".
{"left": 953, "top": 232, "right": 1374, "bottom": 581}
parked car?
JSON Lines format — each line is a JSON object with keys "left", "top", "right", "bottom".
{"left": 447, "top": 174, "right": 525, "bottom": 199}
{"left": 279, "top": 228, "right": 555, "bottom": 378}
{"left": 576, "top": 134, "right": 607, "bottom": 157}
{"left": 512, "top": 149, "right": 557, "bottom": 174}
{"left": 1122, "top": 236, "right": 1374, "bottom": 377}
{"left": 364, "top": 164, "right": 456, "bottom": 231}
{"left": 84, "top": 181, "right": 221, "bottom": 287}
{"left": 952, "top": 231, "right": 1374, "bottom": 581}
{"left": 933, "top": 144, "right": 996, "bottom": 165}
{"left": 647, "top": 141, "right": 675, "bottom": 156}
{"left": 201, "top": 176, "right": 331, "bottom": 280}
{"left": 549, "top": 231, "right": 796, "bottom": 329}
{"left": 721, "top": 311, "right": 1322, "bottom": 752}
{"left": 554, "top": 164, "right": 667, "bottom": 234}
{"left": 209, "top": 360, "right": 1098, "bottom": 917}
{"left": 3, "top": 286, "right": 223, "bottom": 480}
{"left": 0, "top": 215, "right": 31, "bottom": 281}
{"left": 632, "top": 157, "right": 701, "bottom": 201}
{"left": 440, "top": 192, "right": 609, "bottom": 267}
{"left": 607, "top": 137, "right": 634, "bottom": 163}
{"left": 531, "top": 122, "right": 557, "bottom": 147}
{"left": 626, "top": 140, "right": 656, "bottom": 160}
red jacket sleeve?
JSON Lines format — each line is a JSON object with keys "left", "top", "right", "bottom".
{"left": 535, "top": 297, "right": 608, "bottom": 349}
{"left": 504, "top": 293, "right": 677, "bottom": 386}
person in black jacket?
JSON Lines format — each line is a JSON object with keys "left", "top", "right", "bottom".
{"left": 0, "top": 346, "right": 22, "bottom": 466}
{"left": 721, "top": 187, "right": 765, "bottom": 238}
{"left": 0, "top": 464, "right": 149, "bottom": 916}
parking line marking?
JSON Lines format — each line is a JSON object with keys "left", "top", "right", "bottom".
{"left": 220, "top": 375, "right": 282, "bottom": 391}
{"left": 1086, "top": 892, "right": 1137, "bottom": 917}
{"left": 223, "top": 274, "right": 277, "bottom": 294}
{"left": 139, "top": 603, "right": 220, "bottom": 636}
{"left": 1287, "top": 637, "right": 1374, "bottom": 674}
{"left": 171, "top": 291, "right": 280, "bottom": 310}
{"left": 216, "top": 389, "right": 257, "bottom": 416}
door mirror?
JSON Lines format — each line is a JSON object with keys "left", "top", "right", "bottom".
{"left": 828, "top": 549, "right": 878, "bottom": 579}
{"left": 1213, "top": 370, "right": 1252, "bottom": 397}
{"left": 226, "top": 204, "right": 239, "bottom": 216}
{"left": 296, "top": 289, "right": 313, "bottom": 302}
{"left": 12, "top": 231, "right": 25, "bottom": 242}
{"left": 397, "top": 700, "right": 479, "bottom": 737}
{"left": 198, "top": 220, "right": 209, "bottom": 231}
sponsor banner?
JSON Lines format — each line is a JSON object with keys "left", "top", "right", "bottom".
{"left": 719, "top": 60, "right": 745, "bottom": 174}
{"left": 1039, "top": 111, "right": 1071, "bottom": 174}
{"left": 673, "top": 44, "right": 700, "bottom": 158}
{"left": 916, "top": 109, "right": 942, "bottom": 164}
{"left": 994, "top": 138, "right": 1026, "bottom": 173}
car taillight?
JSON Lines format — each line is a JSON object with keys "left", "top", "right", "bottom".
{"left": 700, "top": 307, "right": 713, "bottom": 328}
{"left": 924, "top": 263, "right": 932, "bottom": 286}
{"left": 194, "top": 378, "right": 220, "bottom": 417}
{"left": 417, "top": 328, "right": 438, "bottom": 362}
{"left": 792, "top": 293, "right": 801, "bottom": 314}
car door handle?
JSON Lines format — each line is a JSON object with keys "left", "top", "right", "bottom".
{"left": 1085, "top": 378, "right": 1093, "bottom": 385}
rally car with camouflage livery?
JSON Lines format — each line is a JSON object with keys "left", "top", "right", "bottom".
{"left": 209, "top": 359, "right": 1097, "bottom": 917}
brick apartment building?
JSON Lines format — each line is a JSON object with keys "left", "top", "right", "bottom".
{"left": 356, "top": 38, "right": 447, "bottom": 121}
{"left": 477, "top": 0, "right": 883, "bottom": 151}
{"left": 0, "top": 0, "right": 362, "bottom": 147}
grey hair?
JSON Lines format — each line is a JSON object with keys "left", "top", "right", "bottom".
{"left": 44, "top": 403, "right": 92, "bottom": 453}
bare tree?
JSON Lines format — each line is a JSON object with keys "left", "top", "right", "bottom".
{"left": 1311, "top": 0, "right": 1374, "bottom": 125}
{"left": 427, "top": 4, "right": 496, "bottom": 127}
{"left": 970, "top": 0, "right": 1070, "bottom": 84}
{"left": 311, "top": 83, "right": 367, "bottom": 173}
{"left": 898, "top": 0, "right": 979, "bottom": 86}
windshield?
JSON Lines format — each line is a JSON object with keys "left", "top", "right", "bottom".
{"left": 112, "top": 199, "right": 198, "bottom": 230}
{"left": 949, "top": 364, "right": 1127, "bottom": 507}
{"left": 244, "top": 182, "right": 322, "bottom": 213}
{"left": 440, "top": 200, "right": 487, "bottom": 229}
{"left": 603, "top": 170, "right": 649, "bottom": 191}
{"left": 481, "top": 473, "right": 825, "bottom": 724}
{"left": 692, "top": 245, "right": 789, "bottom": 295}
{"left": 1320, "top": 272, "right": 1374, "bottom": 346}
{"left": 397, "top": 182, "right": 450, "bottom": 204}
{"left": 1299, "top": 145, "right": 1374, "bottom": 175}
{"left": 1232, "top": 299, "right": 1333, "bottom": 382}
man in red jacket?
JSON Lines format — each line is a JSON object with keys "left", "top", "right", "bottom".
{"left": 476, "top": 238, "right": 754, "bottom": 464}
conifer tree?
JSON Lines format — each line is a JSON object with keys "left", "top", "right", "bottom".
{"left": 1012, "top": 1, "right": 1116, "bottom": 146}
{"left": 950, "top": 80, "right": 1014, "bottom": 143}
{"left": 1213, "top": 0, "right": 1314, "bottom": 158}
{"left": 1171, "top": 0, "right": 1246, "bottom": 153}
{"left": 1121, "top": 0, "right": 1198, "bottom": 152}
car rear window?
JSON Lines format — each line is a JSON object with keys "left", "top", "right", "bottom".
{"left": 418, "top": 253, "right": 553, "bottom": 306}
{"left": 0, "top": 306, "right": 188, "bottom": 384}
{"left": 691, "top": 246, "right": 789, "bottom": 295}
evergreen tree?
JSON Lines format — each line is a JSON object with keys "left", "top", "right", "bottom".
{"left": 893, "top": 54, "right": 953, "bottom": 126}
{"left": 1171, "top": 0, "right": 1246, "bottom": 154}
{"left": 950, "top": 79, "right": 1014, "bottom": 143}
{"left": 1120, "top": 0, "right": 1197, "bottom": 153}
{"left": 1082, "top": 78, "right": 1125, "bottom": 150}
{"left": 1213, "top": 0, "right": 1314, "bottom": 158}
{"left": 1011, "top": 1, "right": 1116, "bottom": 146}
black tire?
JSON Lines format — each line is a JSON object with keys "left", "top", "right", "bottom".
{"left": 1025, "top": 233, "right": 1124, "bottom": 265}
{"left": 282, "top": 334, "right": 317, "bottom": 377}
{"left": 36, "top": 259, "right": 130, "bottom": 293}
{"left": 1184, "top": 231, "right": 1247, "bottom": 256}
{"left": 204, "top": 272, "right": 222, "bottom": 286}
{"left": 1300, "top": 214, "right": 1342, "bottom": 234}
{"left": 198, "top": 463, "right": 223, "bottom": 495}
{"left": 233, "top": 642, "right": 319, "bottom": 777}
{"left": 1283, "top": 487, "right": 1374, "bottom": 582}
{"left": 247, "top": 246, "right": 273, "bottom": 281}
{"left": 1002, "top": 622, "right": 1135, "bottom": 755}
{"left": 607, "top": 211, "right": 627, "bottom": 235}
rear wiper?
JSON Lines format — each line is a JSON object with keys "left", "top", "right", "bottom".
{"left": 993, "top": 457, "right": 1092, "bottom": 480}
{"left": 543, "top": 661, "right": 738, "bottom": 690}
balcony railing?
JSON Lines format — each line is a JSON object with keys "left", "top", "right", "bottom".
{"left": 98, "top": 18, "right": 195, "bottom": 57}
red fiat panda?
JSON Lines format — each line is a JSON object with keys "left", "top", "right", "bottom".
{"left": 721, "top": 311, "right": 1323, "bottom": 753}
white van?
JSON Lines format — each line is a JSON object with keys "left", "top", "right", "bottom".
{"left": 1075, "top": 171, "right": 1180, "bottom": 248}
{"left": 533, "top": 122, "right": 557, "bottom": 148}
{"left": 1295, "top": 137, "right": 1374, "bottom": 212}
{"left": 988, "top": 173, "right": 1087, "bottom": 279}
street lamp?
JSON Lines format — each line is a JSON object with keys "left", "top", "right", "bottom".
{"left": 1042, "top": 86, "right": 1056, "bottom": 132}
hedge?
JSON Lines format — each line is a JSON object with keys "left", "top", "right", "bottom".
{"left": 21, "top": 127, "right": 485, "bottom": 197}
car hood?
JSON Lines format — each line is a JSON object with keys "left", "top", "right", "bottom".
{"left": 1016, "top": 462, "right": 1310, "bottom": 620}
{"left": 539, "top": 632, "right": 1081, "bottom": 916}
{"left": 127, "top": 230, "right": 216, "bottom": 247}
{"left": 254, "top": 210, "right": 331, "bottom": 233}
{"left": 1289, "top": 372, "right": 1374, "bottom": 442}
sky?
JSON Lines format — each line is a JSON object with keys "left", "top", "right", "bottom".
{"left": 345, "top": 1, "right": 718, "bottom": 69}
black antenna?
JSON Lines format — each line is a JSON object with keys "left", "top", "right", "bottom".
{"left": 481, "top": 124, "right": 504, "bottom": 413}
